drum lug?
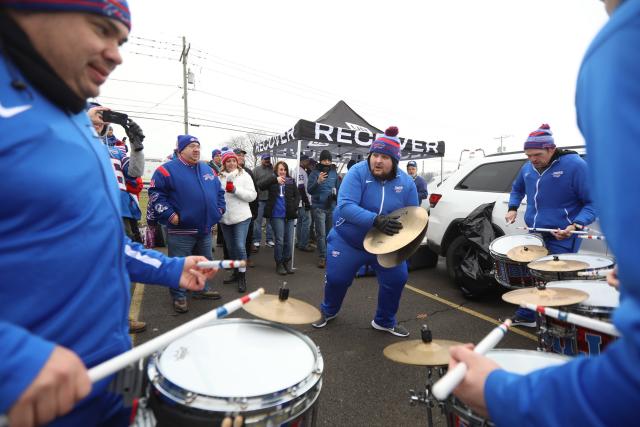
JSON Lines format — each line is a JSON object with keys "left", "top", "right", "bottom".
{"left": 409, "top": 389, "right": 426, "bottom": 406}
{"left": 290, "top": 385, "right": 299, "bottom": 397}
{"left": 184, "top": 391, "right": 196, "bottom": 405}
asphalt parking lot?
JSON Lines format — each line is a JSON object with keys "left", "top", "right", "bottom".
{"left": 132, "top": 245, "right": 535, "bottom": 426}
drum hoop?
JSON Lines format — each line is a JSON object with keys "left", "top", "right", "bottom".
{"left": 489, "top": 234, "right": 545, "bottom": 257}
{"left": 147, "top": 319, "right": 324, "bottom": 412}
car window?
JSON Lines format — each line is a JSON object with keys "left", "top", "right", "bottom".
{"left": 455, "top": 160, "right": 527, "bottom": 193}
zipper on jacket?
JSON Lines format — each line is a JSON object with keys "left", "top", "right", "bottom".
{"left": 378, "top": 181, "right": 386, "bottom": 214}
{"left": 564, "top": 208, "right": 572, "bottom": 225}
{"left": 532, "top": 159, "right": 558, "bottom": 228}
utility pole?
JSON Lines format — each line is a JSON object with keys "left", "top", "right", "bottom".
{"left": 179, "top": 36, "right": 190, "bottom": 134}
{"left": 493, "top": 134, "right": 513, "bottom": 153}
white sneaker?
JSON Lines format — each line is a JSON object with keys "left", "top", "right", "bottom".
{"left": 371, "top": 320, "right": 410, "bottom": 337}
{"left": 266, "top": 240, "right": 275, "bottom": 248}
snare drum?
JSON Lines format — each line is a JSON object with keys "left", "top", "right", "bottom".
{"left": 529, "top": 253, "right": 615, "bottom": 285}
{"left": 447, "top": 350, "right": 569, "bottom": 426}
{"left": 489, "top": 234, "right": 545, "bottom": 289}
{"left": 538, "top": 281, "right": 619, "bottom": 356}
{"left": 146, "top": 319, "right": 323, "bottom": 427}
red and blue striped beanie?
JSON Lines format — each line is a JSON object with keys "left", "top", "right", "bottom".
{"left": 524, "top": 123, "right": 555, "bottom": 150}
{"left": 0, "top": 0, "right": 131, "bottom": 30}
{"left": 370, "top": 126, "right": 401, "bottom": 161}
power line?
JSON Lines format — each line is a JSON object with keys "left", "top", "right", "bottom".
{"left": 124, "top": 50, "right": 176, "bottom": 61}
{"left": 109, "top": 78, "right": 178, "bottom": 87}
{"left": 191, "top": 88, "right": 299, "bottom": 120}
{"left": 130, "top": 35, "right": 181, "bottom": 47}
{"left": 128, "top": 115, "right": 274, "bottom": 136}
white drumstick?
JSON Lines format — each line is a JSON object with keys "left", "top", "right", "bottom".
{"left": 577, "top": 268, "right": 613, "bottom": 277}
{"left": 516, "top": 226, "right": 590, "bottom": 235}
{"left": 197, "top": 260, "right": 247, "bottom": 269}
{"left": 577, "top": 235, "right": 606, "bottom": 240}
{"left": 521, "top": 303, "right": 619, "bottom": 337}
{"left": 88, "top": 288, "right": 264, "bottom": 383}
{"left": 432, "top": 319, "right": 512, "bottom": 401}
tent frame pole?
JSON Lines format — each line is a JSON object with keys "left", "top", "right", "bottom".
{"left": 440, "top": 156, "right": 444, "bottom": 185}
{"left": 291, "top": 140, "right": 302, "bottom": 270}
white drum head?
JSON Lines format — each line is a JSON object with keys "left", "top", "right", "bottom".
{"left": 157, "top": 321, "right": 317, "bottom": 398}
{"left": 533, "top": 254, "right": 615, "bottom": 270}
{"left": 486, "top": 349, "right": 568, "bottom": 374}
{"left": 490, "top": 234, "right": 544, "bottom": 256}
{"left": 547, "top": 281, "right": 619, "bottom": 308}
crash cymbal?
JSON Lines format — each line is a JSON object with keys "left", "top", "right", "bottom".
{"left": 506, "top": 245, "right": 549, "bottom": 263}
{"left": 528, "top": 258, "right": 589, "bottom": 272}
{"left": 242, "top": 294, "right": 321, "bottom": 325}
{"left": 377, "top": 225, "right": 428, "bottom": 268}
{"left": 364, "top": 206, "right": 429, "bottom": 255}
{"left": 502, "top": 287, "right": 589, "bottom": 307}
{"left": 383, "top": 339, "right": 462, "bottom": 366}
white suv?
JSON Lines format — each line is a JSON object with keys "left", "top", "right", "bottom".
{"left": 425, "top": 146, "right": 607, "bottom": 297}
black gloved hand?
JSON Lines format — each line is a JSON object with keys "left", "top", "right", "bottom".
{"left": 373, "top": 214, "right": 403, "bottom": 236}
{"left": 125, "top": 119, "right": 145, "bottom": 152}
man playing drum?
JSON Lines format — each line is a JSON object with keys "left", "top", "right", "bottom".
{"left": 311, "top": 127, "right": 419, "bottom": 337}
{"left": 505, "top": 123, "right": 595, "bottom": 326}
{"left": 449, "top": 0, "right": 640, "bottom": 425}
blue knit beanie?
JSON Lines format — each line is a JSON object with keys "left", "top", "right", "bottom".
{"left": 524, "top": 124, "right": 555, "bottom": 150}
{"left": 370, "top": 126, "right": 401, "bottom": 161}
{"left": 0, "top": 0, "right": 132, "bottom": 30}
{"left": 177, "top": 135, "right": 199, "bottom": 153}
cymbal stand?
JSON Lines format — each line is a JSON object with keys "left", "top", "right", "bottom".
{"left": 408, "top": 325, "right": 448, "bottom": 427}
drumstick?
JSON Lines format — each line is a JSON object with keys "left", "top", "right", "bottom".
{"left": 577, "top": 268, "right": 613, "bottom": 277}
{"left": 516, "top": 226, "right": 590, "bottom": 235}
{"left": 521, "top": 303, "right": 620, "bottom": 337}
{"left": 431, "top": 319, "right": 512, "bottom": 401}
{"left": 88, "top": 288, "right": 265, "bottom": 383}
{"left": 197, "top": 260, "right": 247, "bottom": 269}
{"left": 577, "top": 235, "right": 605, "bottom": 240}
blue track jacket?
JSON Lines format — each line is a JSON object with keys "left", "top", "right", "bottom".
{"left": 413, "top": 175, "right": 429, "bottom": 201}
{"left": 0, "top": 53, "right": 184, "bottom": 419}
{"left": 332, "top": 162, "right": 419, "bottom": 250}
{"left": 485, "top": 2, "right": 640, "bottom": 425}
{"left": 508, "top": 151, "right": 595, "bottom": 229}
{"left": 148, "top": 158, "right": 225, "bottom": 235}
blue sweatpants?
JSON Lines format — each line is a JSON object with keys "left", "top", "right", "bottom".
{"left": 320, "top": 231, "right": 408, "bottom": 328}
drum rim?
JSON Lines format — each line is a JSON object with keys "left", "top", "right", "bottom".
{"left": 147, "top": 318, "right": 324, "bottom": 413}
{"left": 546, "top": 281, "right": 619, "bottom": 312}
{"left": 489, "top": 234, "right": 545, "bottom": 260}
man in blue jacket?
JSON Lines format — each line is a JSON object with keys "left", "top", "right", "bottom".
{"left": 448, "top": 1, "right": 639, "bottom": 425}
{"left": 149, "top": 134, "right": 226, "bottom": 313}
{"left": 0, "top": 2, "right": 216, "bottom": 426}
{"left": 312, "top": 127, "right": 419, "bottom": 337}
{"left": 406, "top": 160, "right": 428, "bottom": 201}
{"left": 505, "top": 123, "right": 596, "bottom": 326}
{"left": 308, "top": 149, "right": 341, "bottom": 268}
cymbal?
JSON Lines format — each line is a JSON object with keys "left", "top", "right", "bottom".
{"left": 364, "top": 206, "right": 429, "bottom": 255}
{"left": 242, "top": 294, "right": 321, "bottom": 325}
{"left": 506, "top": 245, "right": 548, "bottom": 263}
{"left": 502, "top": 287, "right": 589, "bottom": 307}
{"left": 383, "top": 339, "right": 462, "bottom": 366}
{"left": 528, "top": 258, "right": 589, "bottom": 272}
{"left": 377, "top": 225, "right": 428, "bottom": 268}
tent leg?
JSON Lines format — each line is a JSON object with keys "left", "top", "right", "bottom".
{"left": 291, "top": 140, "right": 302, "bottom": 271}
{"left": 440, "top": 156, "right": 443, "bottom": 185}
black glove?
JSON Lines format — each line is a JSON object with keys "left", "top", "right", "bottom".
{"left": 373, "top": 214, "right": 403, "bottom": 236}
{"left": 304, "top": 203, "right": 311, "bottom": 211}
{"left": 125, "top": 119, "right": 145, "bottom": 152}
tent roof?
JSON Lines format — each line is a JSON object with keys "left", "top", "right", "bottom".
{"left": 314, "top": 100, "right": 382, "bottom": 135}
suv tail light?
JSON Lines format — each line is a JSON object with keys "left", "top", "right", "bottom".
{"left": 429, "top": 193, "right": 442, "bottom": 208}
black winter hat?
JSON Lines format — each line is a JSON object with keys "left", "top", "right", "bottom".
{"left": 319, "top": 150, "right": 332, "bottom": 162}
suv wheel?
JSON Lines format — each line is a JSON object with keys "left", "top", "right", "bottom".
{"left": 445, "top": 235, "right": 492, "bottom": 298}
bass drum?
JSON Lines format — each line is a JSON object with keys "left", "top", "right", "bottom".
{"left": 146, "top": 319, "right": 323, "bottom": 427}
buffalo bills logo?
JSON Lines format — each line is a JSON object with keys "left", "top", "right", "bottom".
{"left": 203, "top": 174, "right": 215, "bottom": 181}
{"left": 394, "top": 185, "right": 403, "bottom": 193}
{"left": 552, "top": 171, "right": 564, "bottom": 178}
{"left": 336, "top": 217, "right": 346, "bottom": 227}
{"left": 155, "top": 204, "right": 168, "bottom": 213}
{"left": 371, "top": 141, "right": 387, "bottom": 151}
{"left": 331, "top": 250, "right": 341, "bottom": 258}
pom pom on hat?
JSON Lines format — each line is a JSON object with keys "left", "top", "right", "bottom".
{"left": 524, "top": 123, "right": 555, "bottom": 150}
{"left": 370, "top": 125, "right": 401, "bottom": 161}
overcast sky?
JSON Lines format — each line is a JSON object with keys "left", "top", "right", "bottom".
{"left": 97, "top": 0, "right": 608, "bottom": 170}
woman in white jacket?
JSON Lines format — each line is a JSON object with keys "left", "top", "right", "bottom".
{"left": 218, "top": 149, "right": 257, "bottom": 292}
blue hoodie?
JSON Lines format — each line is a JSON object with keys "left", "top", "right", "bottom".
{"left": 485, "top": 2, "right": 640, "bottom": 425}
{"left": 149, "top": 157, "right": 225, "bottom": 235}
{"left": 331, "top": 161, "right": 419, "bottom": 250}
{"left": 0, "top": 52, "right": 184, "bottom": 419}
{"left": 508, "top": 151, "right": 595, "bottom": 229}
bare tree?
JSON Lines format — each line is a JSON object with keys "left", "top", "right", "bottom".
{"left": 223, "top": 133, "right": 262, "bottom": 169}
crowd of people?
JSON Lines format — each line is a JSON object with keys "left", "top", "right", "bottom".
{"left": 2, "top": 0, "right": 637, "bottom": 426}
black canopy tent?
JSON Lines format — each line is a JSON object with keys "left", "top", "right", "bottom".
{"left": 253, "top": 101, "right": 445, "bottom": 269}
{"left": 255, "top": 100, "right": 446, "bottom": 162}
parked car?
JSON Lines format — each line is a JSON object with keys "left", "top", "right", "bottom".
{"left": 425, "top": 146, "right": 608, "bottom": 297}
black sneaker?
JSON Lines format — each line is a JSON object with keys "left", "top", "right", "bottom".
{"left": 511, "top": 315, "right": 536, "bottom": 328}
{"left": 371, "top": 320, "right": 410, "bottom": 337}
{"left": 312, "top": 313, "right": 336, "bottom": 328}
